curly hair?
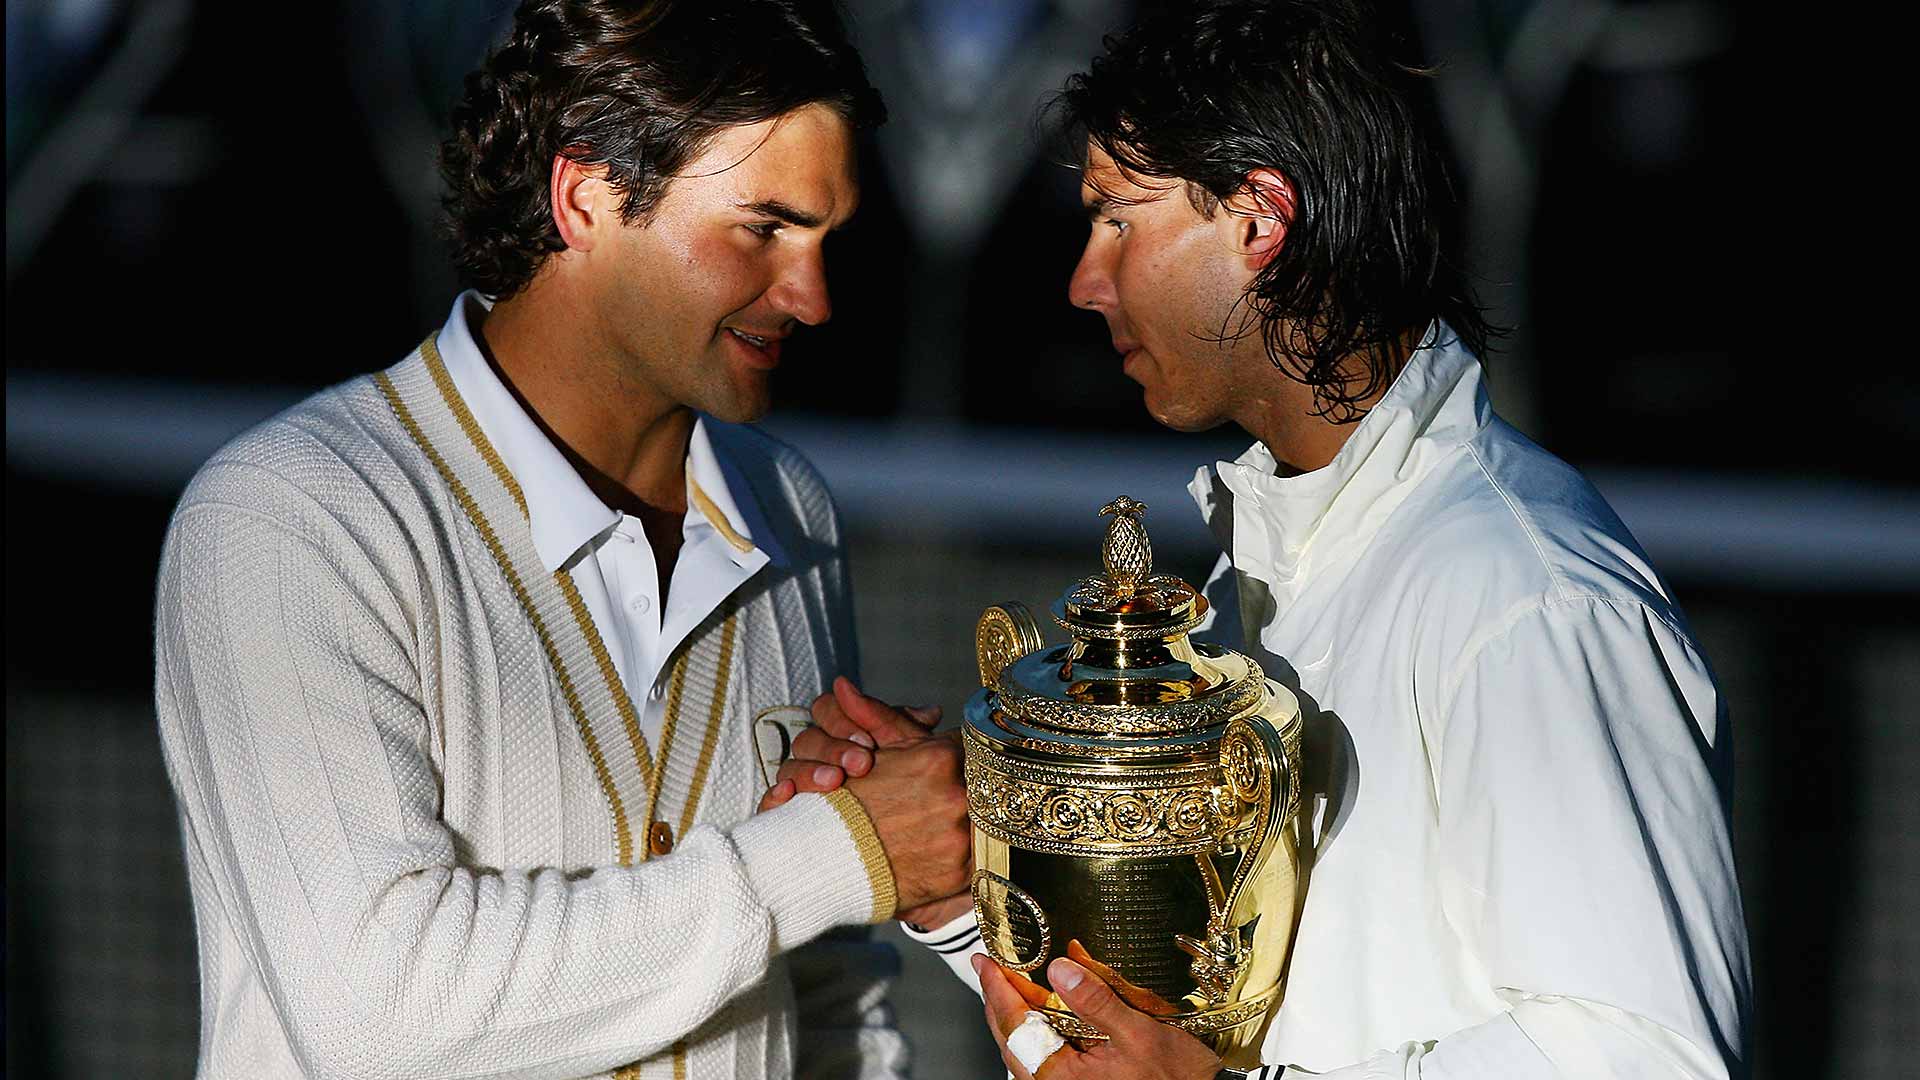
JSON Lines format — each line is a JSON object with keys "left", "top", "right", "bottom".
{"left": 439, "top": 0, "right": 884, "bottom": 300}
{"left": 1058, "top": 0, "right": 1494, "bottom": 422}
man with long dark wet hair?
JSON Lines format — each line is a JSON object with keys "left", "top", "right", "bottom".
{"left": 154, "top": 2, "right": 974, "bottom": 1077}
{"left": 960, "top": 2, "right": 1750, "bottom": 1077}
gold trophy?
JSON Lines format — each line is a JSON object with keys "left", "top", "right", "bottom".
{"left": 966, "top": 497, "right": 1304, "bottom": 1065}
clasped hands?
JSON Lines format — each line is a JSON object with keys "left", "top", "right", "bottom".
{"left": 756, "top": 676, "right": 972, "bottom": 926}
{"left": 755, "top": 678, "right": 1226, "bottom": 1080}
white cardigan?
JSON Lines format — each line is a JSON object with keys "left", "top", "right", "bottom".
{"left": 155, "top": 340, "right": 901, "bottom": 1080}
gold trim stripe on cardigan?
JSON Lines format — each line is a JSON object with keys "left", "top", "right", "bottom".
{"left": 379, "top": 336, "right": 755, "bottom": 1079}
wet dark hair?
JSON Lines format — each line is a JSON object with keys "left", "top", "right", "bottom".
{"left": 439, "top": 0, "right": 884, "bottom": 300}
{"left": 1058, "top": 0, "right": 1494, "bottom": 421}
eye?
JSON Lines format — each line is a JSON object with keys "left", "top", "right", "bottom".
{"left": 1102, "top": 218, "right": 1129, "bottom": 235}
{"left": 744, "top": 221, "right": 780, "bottom": 239}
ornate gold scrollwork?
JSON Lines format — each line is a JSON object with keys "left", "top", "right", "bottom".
{"left": 965, "top": 730, "right": 1246, "bottom": 858}
{"left": 1040, "top": 984, "right": 1280, "bottom": 1042}
{"left": 1170, "top": 711, "right": 1295, "bottom": 1000}
{"left": 993, "top": 671, "right": 1263, "bottom": 735}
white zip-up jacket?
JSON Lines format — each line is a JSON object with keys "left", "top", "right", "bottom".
{"left": 1190, "top": 326, "right": 1749, "bottom": 1077}
{"left": 912, "top": 325, "right": 1749, "bottom": 1079}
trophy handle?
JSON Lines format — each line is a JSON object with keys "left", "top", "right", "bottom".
{"left": 971, "top": 868, "right": 1052, "bottom": 972}
{"left": 976, "top": 602, "right": 1045, "bottom": 688}
{"left": 1173, "top": 708, "right": 1296, "bottom": 1006}
{"left": 1214, "top": 708, "right": 1298, "bottom": 931}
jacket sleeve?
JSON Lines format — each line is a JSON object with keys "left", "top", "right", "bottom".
{"left": 1274, "top": 597, "right": 1749, "bottom": 1079}
{"left": 898, "top": 909, "right": 985, "bottom": 998}
{"left": 154, "top": 497, "right": 886, "bottom": 1080}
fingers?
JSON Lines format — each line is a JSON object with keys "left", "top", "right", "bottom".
{"left": 790, "top": 724, "right": 874, "bottom": 776}
{"left": 1004, "top": 965, "right": 1057, "bottom": 1010}
{"left": 973, "top": 955, "right": 1032, "bottom": 1034}
{"left": 903, "top": 704, "right": 944, "bottom": 727}
{"left": 1045, "top": 957, "right": 1153, "bottom": 1039}
{"left": 757, "top": 778, "right": 797, "bottom": 813}
{"left": 834, "top": 677, "right": 936, "bottom": 745}
{"left": 774, "top": 759, "right": 847, "bottom": 794}
{"left": 807, "top": 692, "right": 878, "bottom": 748}
{"left": 973, "top": 956, "right": 1039, "bottom": 1080}
{"left": 977, "top": 956, "right": 1087, "bottom": 1080}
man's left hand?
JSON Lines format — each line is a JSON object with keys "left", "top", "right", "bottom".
{"left": 974, "top": 954, "right": 1224, "bottom": 1080}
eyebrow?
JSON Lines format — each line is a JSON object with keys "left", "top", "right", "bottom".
{"left": 739, "top": 199, "right": 828, "bottom": 229}
{"left": 1083, "top": 196, "right": 1110, "bottom": 220}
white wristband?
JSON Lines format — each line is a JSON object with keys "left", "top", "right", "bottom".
{"left": 1006, "top": 1010, "right": 1068, "bottom": 1075}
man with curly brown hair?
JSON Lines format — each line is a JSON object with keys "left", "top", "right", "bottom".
{"left": 153, "top": 3, "right": 973, "bottom": 1078}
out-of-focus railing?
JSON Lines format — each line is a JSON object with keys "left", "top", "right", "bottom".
{"left": 10, "top": 373, "right": 1919, "bottom": 591}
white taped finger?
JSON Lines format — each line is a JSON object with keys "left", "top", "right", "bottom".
{"left": 1006, "top": 1011, "right": 1068, "bottom": 1076}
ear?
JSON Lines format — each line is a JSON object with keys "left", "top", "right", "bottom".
{"left": 1216, "top": 167, "right": 1295, "bottom": 269}
{"left": 549, "top": 153, "right": 614, "bottom": 252}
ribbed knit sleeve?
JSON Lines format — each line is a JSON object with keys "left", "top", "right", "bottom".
{"left": 154, "top": 484, "right": 879, "bottom": 1080}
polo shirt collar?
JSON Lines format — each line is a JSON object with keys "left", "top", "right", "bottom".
{"left": 434, "top": 291, "right": 771, "bottom": 575}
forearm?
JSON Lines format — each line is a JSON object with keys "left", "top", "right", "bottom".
{"left": 175, "top": 759, "right": 871, "bottom": 1078}
{"left": 155, "top": 505, "right": 882, "bottom": 1077}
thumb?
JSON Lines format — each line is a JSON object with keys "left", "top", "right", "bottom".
{"left": 757, "top": 778, "right": 797, "bottom": 813}
{"left": 1047, "top": 957, "right": 1153, "bottom": 1037}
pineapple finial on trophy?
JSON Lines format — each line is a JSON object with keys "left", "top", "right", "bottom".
{"left": 1099, "top": 496, "right": 1152, "bottom": 595}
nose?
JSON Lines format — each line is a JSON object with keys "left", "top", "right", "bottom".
{"left": 770, "top": 248, "right": 832, "bottom": 327}
{"left": 1067, "top": 237, "right": 1115, "bottom": 313}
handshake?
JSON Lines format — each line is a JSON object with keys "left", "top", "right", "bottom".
{"left": 759, "top": 676, "right": 975, "bottom": 928}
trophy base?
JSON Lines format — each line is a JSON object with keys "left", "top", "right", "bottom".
{"left": 1036, "top": 983, "right": 1279, "bottom": 1061}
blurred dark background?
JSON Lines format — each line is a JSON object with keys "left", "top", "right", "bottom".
{"left": 6, "top": 1, "right": 1914, "bottom": 1077}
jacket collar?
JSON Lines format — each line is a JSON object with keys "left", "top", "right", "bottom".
{"left": 1189, "top": 323, "right": 1490, "bottom": 589}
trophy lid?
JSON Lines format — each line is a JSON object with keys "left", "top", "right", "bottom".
{"left": 1053, "top": 496, "right": 1209, "bottom": 641}
{"left": 982, "top": 497, "right": 1264, "bottom": 740}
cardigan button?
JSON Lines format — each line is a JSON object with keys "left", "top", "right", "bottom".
{"left": 648, "top": 820, "right": 674, "bottom": 857}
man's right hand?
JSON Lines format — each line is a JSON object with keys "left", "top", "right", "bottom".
{"left": 843, "top": 733, "right": 973, "bottom": 914}
{"left": 758, "top": 677, "right": 941, "bottom": 804}
{"left": 757, "top": 678, "right": 971, "bottom": 918}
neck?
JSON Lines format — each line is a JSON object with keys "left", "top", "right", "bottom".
{"left": 1239, "top": 332, "right": 1416, "bottom": 476}
{"left": 478, "top": 282, "right": 692, "bottom": 515}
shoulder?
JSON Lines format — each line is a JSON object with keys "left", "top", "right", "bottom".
{"left": 1389, "top": 429, "right": 1725, "bottom": 757}
{"left": 164, "top": 355, "right": 445, "bottom": 592}
{"left": 1363, "top": 418, "right": 1714, "bottom": 712}
{"left": 1398, "top": 418, "right": 1680, "bottom": 621}
{"left": 174, "top": 375, "right": 410, "bottom": 525}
